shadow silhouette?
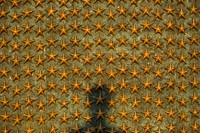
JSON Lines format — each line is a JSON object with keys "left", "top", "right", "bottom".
{"left": 79, "top": 84, "right": 119, "bottom": 133}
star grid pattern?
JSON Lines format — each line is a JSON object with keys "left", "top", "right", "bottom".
{"left": 0, "top": 0, "right": 200, "bottom": 132}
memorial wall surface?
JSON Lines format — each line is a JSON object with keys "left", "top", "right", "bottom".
{"left": 0, "top": 0, "right": 200, "bottom": 132}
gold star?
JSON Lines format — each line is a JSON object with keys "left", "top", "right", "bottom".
{"left": 131, "top": 127, "right": 140, "bottom": 133}
{"left": 47, "top": 51, "right": 57, "bottom": 62}
{"left": 84, "top": 83, "right": 92, "bottom": 94}
{"left": 106, "top": 9, "right": 115, "bottom": 20}
{"left": 154, "top": 111, "right": 163, "bottom": 122}
{"left": 132, "top": 97, "right": 141, "bottom": 108}
{"left": 117, "top": 34, "right": 128, "bottom": 46}
{"left": 142, "top": 123, "right": 152, "bottom": 132}
{"left": 10, "top": 25, "right": 21, "bottom": 37}
{"left": 46, "top": 5, "right": 56, "bottom": 17}
{"left": 153, "top": 39, "right": 163, "bottom": 50}
{"left": 96, "top": 92, "right": 105, "bottom": 105}
{"left": 120, "top": 124, "right": 129, "bottom": 132}
{"left": 12, "top": 100, "right": 22, "bottom": 111}
{"left": 34, "top": 10, "right": 44, "bottom": 22}
{"left": 10, "top": 0, "right": 21, "bottom": 8}
{"left": 72, "top": 80, "right": 81, "bottom": 90}
{"left": 22, "top": 7, "right": 33, "bottom": 18}
{"left": 24, "top": 95, "right": 35, "bottom": 107}
{"left": 117, "top": 6, "right": 127, "bottom": 16}
{"left": 95, "top": 36, "right": 105, "bottom": 46}
{"left": 190, "top": 107, "right": 199, "bottom": 118}
{"left": 117, "top": 64, "right": 128, "bottom": 75}
{"left": 71, "top": 94, "right": 81, "bottom": 105}
{"left": 165, "top": 20, "right": 175, "bottom": 30}
{"left": 107, "top": 98, "right": 117, "bottom": 108}
{"left": 47, "top": 21, "right": 58, "bottom": 32}
{"left": 0, "top": 7, "right": 9, "bottom": 18}
{"left": 189, "top": 4, "right": 198, "bottom": 14}
{"left": 0, "top": 82, "right": 10, "bottom": 93}
{"left": 166, "top": 78, "right": 176, "bottom": 89}
{"left": 190, "top": 92, "right": 199, "bottom": 103}
{"left": 142, "top": 49, "right": 151, "bottom": 59}
{"left": 141, "top": 6, "right": 151, "bottom": 16}
{"left": 58, "top": 24, "right": 68, "bottom": 36}
{"left": 83, "top": 113, "right": 92, "bottom": 123}
{"left": 177, "top": 24, "right": 186, "bottom": 34}
{"left": 191, "top": 121, "right": 199, "bottom": 132}
{"left": 71, "top": 50, "right": 81, "bottom": 61}
{"left": 70, "top": 6, "right": 80, "bottom": 17}
{"left": 178, "top": 97, "right": 188, "bottom": 107}
{"left": 141, "top": 19, "right": 152, "bottom": 30}
{"left": 23, "top": 110, "right": 34, "bottom": 121}
{"left": 153, "top": 8, "right": 163, "bottom": 19}
{"left": 35, "top": 26, "right": 45, "bottom": 37}
{"left": 25, "top": 125, "right": 35, "bottom": 133}
{"left": 37, "top": 114, "right": 46, "bottom": 125}
{"left": 95, "top": 108, "right": 105, "bottom": 119}
{"left": 82, "top": 24, "right": 93, "bottom": 36}
{"left": 164, "top": 5, "right": 174, "bottom": 15}
{"left": 109, "top": 82, "right": 117, "bottom": 93}
{"left": 47, "top": 81, "right": 57, "bottom": 91}
{"left": 119, "top": 93, "right": 130, "bottom": 105}
{"left": 177, "top": 7, "right": 186, "bottom": 19}
{"left": 36, "top": 99, "right": 46, "bottom": 110}
{"left": 118, "top": 108, "right": 128, "bottom": 119}
{"left": 59, "top": 99, "right": 69, "bottom": 109}
{"left": 129, "top": 23, "right": 139, "bottom": 35}
{"left": 129, "top": 10, "right": 139, "bottom": 20}
{"left": 106, "top": 24, "right": 115, "bottom": 35}
{"left": 178, "top": 111, "right": 188, "bottom": 122}
{"left": 190, "top": 77, "right": 199, "bottom": 88}
{"left": 166, "top": 93, "right": 176, "bottom": 104}
{"left": 118, "top": 78, "right": 128, "bottom": 89}
{"left": 118, "top": 22, "right": 128, "bottom": 31}
{"left": 83, "top": 11, "right": 91, "bottom": 21}
{"left": 49, "top": 125, "right": 57, "bottom": 133}
{"left": 107, "top": 113, "right": 117, "bottom": 123}
{"left": 94, "top": 21, "right": 104, "bottom": 32}
{"left": 60, "top": 112, "right": 70, "bottom": 124}
{"left": 83, "top": 97, "right": 93, "bottom": 109}
{"left": 130, "top": 82, "right": 140, "bottom": 93}
{"left": 95, "top": 6, "right": 104, "bottom": 17}
{"left": 0, "top": 23, "right": 9, "bottom": 34}
{"left": 130, "top": 53, "right": 140, "bottom": 63}
{"left": 48, "top": 110, "right": 57, "bottom": 120}
{"left": 142, "top": 78, "right": 152, "bottom": 89}
{"left": 154, "top": 96, "right": 163, "bottom": 107}
{"left": 142, "top": 93, "right": 152, "bottom": 104}
{"left": 154, "top": 82, "right": 164, "bottom": 93}
{"left": 48, "top": 95, "right": 57, "bottom": 105}
{"left": 189, "top": 49, "right": 199, "bottom": 59}
{"left": 167, "top": 122, "right": 176, "bottom": 133}
{"left": 154, "top": 68, "right": 163, "bottom": 78}
{"left": 143, "top": 108, "right": 152, "bottom": 118}
{"left": 0, "top": 111, "right": 10, "bottom": 121}
{"left": 70, "top": 20, "right": 81, "bottom": 32}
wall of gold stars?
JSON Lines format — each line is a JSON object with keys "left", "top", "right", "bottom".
{"left": 0, "top": 0, "right": 200, "bottom": 132}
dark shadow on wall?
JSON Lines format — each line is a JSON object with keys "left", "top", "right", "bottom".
{"left": 72, "top": 84, "right": 119, "bottom": 133}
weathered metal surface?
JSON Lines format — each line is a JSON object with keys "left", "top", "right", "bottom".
{"left": 0, "top": 0, "right": 200, "bottom": 132}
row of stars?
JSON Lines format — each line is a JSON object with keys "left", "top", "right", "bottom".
{"left": 0, "top": 36, "right": 199, "bottom": 51}
{"left": 0, "top": 76, "right": 199, "bottom": 94}
{"left": 0, "top": 64, "right": 199, "bottom": 80}
{"left": 0, "top": 4, "right": 198, "bottom": 20}
{"left": 1, "top": 91, "right": 199, "bottom": 108}
{"left": 1, "top": 121, "right": 199, "bottom": 133}
{"left": 0, "top": 19, "right": 198, "bottom": 36}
